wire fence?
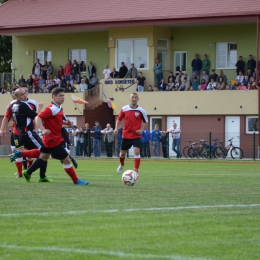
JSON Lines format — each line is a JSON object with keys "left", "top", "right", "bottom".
{"left": 67, "top": 132, "right": 259, "bottom": 160}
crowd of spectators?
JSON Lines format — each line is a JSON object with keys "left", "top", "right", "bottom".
{"left": 1, "top": 54, "right": 260, "bottom": 94}
{"left": 1, "top": 59, "right": 99, "bottom": 95}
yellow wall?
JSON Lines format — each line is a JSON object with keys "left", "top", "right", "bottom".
{"left": 0, "top": 93, "right": 86, "bottom": 116}
{"left": 12, "top": 31, "right": 110, "bottom": 79}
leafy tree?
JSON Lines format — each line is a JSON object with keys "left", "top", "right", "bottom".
{"left": 0, "top": 0, "right": 12, "bottom": 73}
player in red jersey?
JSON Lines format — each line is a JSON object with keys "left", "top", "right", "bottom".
{"left": 114, "top": 93, "right": 148, "bottom": 174}
{"left": 10, "top": 87, "right": 89, "bottom": 185}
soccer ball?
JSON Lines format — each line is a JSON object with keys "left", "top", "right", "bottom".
{"left": 122, "top": 170, "right": 139, "bottom": 186}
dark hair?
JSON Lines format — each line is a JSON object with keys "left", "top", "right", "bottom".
{"left": 51, "top": 87, "right": 64, "bottom": 96}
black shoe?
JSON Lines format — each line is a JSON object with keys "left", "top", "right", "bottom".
{"left": 70, "top": 156, "right": 78, "bottom": 169}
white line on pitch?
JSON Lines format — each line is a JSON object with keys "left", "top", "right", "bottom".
{"left": 0, "top": 204, "right": 259, "bottom": 217}
{"left": 0, "top": 244, "right": 211, "bottom": 260}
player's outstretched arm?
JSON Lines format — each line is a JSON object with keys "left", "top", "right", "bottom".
{"left": 114, "top": 119, "right": 121, "bottom": 135}
{"left": 0, "top": 116, "right": 9, "bottom": 137}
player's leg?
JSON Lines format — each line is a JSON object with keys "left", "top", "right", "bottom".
{"left": 10, "top": 134, "right": 23, "bottom": 178}
{"left": 117, "top": 139, "right": 134, "bottom": 174}
{"left": 133, "top": 138, "right": 141, "bottom": 173}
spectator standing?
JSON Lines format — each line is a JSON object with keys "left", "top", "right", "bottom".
{"left": 151, "top": 124, "right": 161, "bottom": 158}
{"left": 236, "top": 56, "right": 245, "bottom": 75}
{"left": 58, "top": 66, "right": 64, "bottom": 79}
{"left": 72, "top": 125, "right": 80, "bottom": 156}
{"left": 116, "top": 125, "right": 123, "bottom": 157}
{"left": 124, "top": 63, "right": 138, "bottom": 79}
{"left": 72, "top": 60, "right": 80, "bottom": 79}
{"left": 91, "top": 121, "right": 102, "bottom": 157}
{"left": 88, "top": 61, "right": 96, "bottom": 80}
{"left": 47, "top": 61, "right": 53, "bottom": 78}
{"left": 153, "top": 58, "right": 163, "bottom": 88}
{"left": 64, "top": 60, "right": 73, "bottom": 81}
{"left": 160, "top": 131, "right": 168, "bottom": 158}
{"left": 32, "top": 58, "right": 42, "bottom": 76}
{"left": 101, "top": 124, "right": 114, "bottom": 157}
{"left": 140, "top": 128, "right": 151, "bottom": 158}
{"left": 247, "top": 55, "right": 256, "bottom": 72}
{"left": 119, "top": 62, "right": 128, "bottom": 78}
{"left": 83, "top": 123, "right": 91, "bottom": 157}
{"left": 79, "top": 127, "right": 84, "bottom": 156}
{"left": 167, "top": 122, "right": 181, "bottom": 158}
{"left": 202, "top": 54, "right": 210, "bottom": 76}
{"left": 136, "top": 72, "right": 146, "bottom": 92}
{"left": 41, "top": 61, "right": 48, "bottom": 80}
{"left": 191, "top": 53, "right": 202, "bottom": 78}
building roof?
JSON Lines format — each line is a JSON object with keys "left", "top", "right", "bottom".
{"left": 0, "top": 0, "right": 260, "bottom": 35}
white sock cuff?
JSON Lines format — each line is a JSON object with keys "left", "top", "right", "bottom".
{"left": 15, "top": 157, "right": 23, "bottom": 162}
{"left": 134, "top": 154, "right": 140, "bottom": 158}
{"left": 119, "top": 153, "right": 125, "bottom": 158}
{"left": 63, "top": 163, "right": 72, "bottom": 169}
{"left": 26, "top": 157, "right": 34, "bottom": 161}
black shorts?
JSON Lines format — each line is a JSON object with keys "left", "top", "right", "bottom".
{"left": 41, "top": 142, "right": 68, "bottom": 160}
{"left": 13, "top": 131, "right": 42, "bottom": 150}
{"left": 121, "top": 138, "right": 141, "bottom": 151}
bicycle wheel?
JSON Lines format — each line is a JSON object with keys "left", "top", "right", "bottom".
{"left": 214, "top": 147, "right": 226, "bottom": 159}
{"left": 188, "top": 147, "right": 198, "bottom": 158}
{"left": 182, "top": 146, "right": 190, "bottom": 158}
{"left": 231, "top": 147, "right": 243, "bottom": 159}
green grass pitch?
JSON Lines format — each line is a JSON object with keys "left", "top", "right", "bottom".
{"left": 0, "top": 158, "right": 260, "bottom": 260}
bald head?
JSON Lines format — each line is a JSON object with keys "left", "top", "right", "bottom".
{"left": 14, "top": 88, "right": 26, "bottom": 101}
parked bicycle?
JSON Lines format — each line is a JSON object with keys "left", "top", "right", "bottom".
{"left": 183, "top": 140, "right": 192, "bottom": 158}
{"left": 219, "top": 137, "right": 243, "bottom": 159}
{"left": 188, "top": 139, "right": 209, "bottom": 159}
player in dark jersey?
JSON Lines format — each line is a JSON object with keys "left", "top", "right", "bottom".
{"left": 10, "top": 87, "right": 88, "bottom": 185}
{"left": 8, "top": 88, "right": 52, "bottom": 182}
{"left": 114, "top": 93, "right": 148, "bottom": 174}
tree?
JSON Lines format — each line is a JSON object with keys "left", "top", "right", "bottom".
{"left": 0, "top": 0, "right": 12, "bottom": 73}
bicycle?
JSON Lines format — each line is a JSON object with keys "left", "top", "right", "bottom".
{"left": 188, "top": 140, "right": 209, "bottom": 159}
{"left": 212, "top": 139, "right": 226, "bottom": 159}
{"left": 182, "top": 140, "right": 192, "bottom": 158}
{"left": 219, "top": 137, "right": 243, "bottom": 159}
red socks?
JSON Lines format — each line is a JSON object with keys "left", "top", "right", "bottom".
{"left": 27, "top": 159, "right": 34, "bottom": 168}
{"left": 63, "top": 164, "right": 78, "bottom": 183}
{"left": 21, "top": 149, "right": 40, "bottom": 159}
{"left": 134, "top": 158, "right": 140, "bottom": 172}
{"left": 15, "top": 160, "right": 23, "bottom": 174}
{"left": 119, "top": 156, "right": 125, "bottom": 166}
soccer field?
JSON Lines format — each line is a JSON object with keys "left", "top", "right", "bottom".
{"left": 0, "top": 158, "right": 260, "bottom": 260}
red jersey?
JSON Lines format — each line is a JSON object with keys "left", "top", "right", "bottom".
{"left": 117, "top": 105, "right": 148, "bottom": 139}
{"left": 38, "top": 103, "right": 64, "bottom": 148}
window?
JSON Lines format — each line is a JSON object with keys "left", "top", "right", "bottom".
{"left": 116, "top": 39, "right": 148, "bottom": 69}
{"left": 246, "top": 116, "right": 259, "bottom": 134}
{"left": 69, "top": 49, "right": 87, "bottom": 73}
{"left": 157, "top": 39, "right": 168, "bottom": 70}
{"left": 35, "top": 50, "right": 52, "bottom": 63}
{"left": 216, "top": 43, "right": 237, "bottom": 69}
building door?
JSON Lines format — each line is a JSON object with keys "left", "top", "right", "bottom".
{"left": 167, "top": 117, "right": 181, "bottom": 157}
{"left": 174, "top": 51, "right": 187, "bottom": 76}
{"left": 225, "top": 116, "right": 240, "bottom": 157}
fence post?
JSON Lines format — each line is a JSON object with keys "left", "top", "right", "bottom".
{"left": 209, "top": 132, "right": 212, "bottom": 160}
{"left": 167, "top": 132, "right": 169, "bottom": 159}
{"left": 253, "top": 132, "right": 256, "bottom": 160}
{"left": 88, "top": 131, "right": 91, "bottom": 158}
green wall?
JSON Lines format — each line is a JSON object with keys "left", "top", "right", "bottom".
{"left": 12, "top": 31, "right": 110, "bottom": 78}
{"left": 171, "top": 23, "right": 258, "bottom": 81}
